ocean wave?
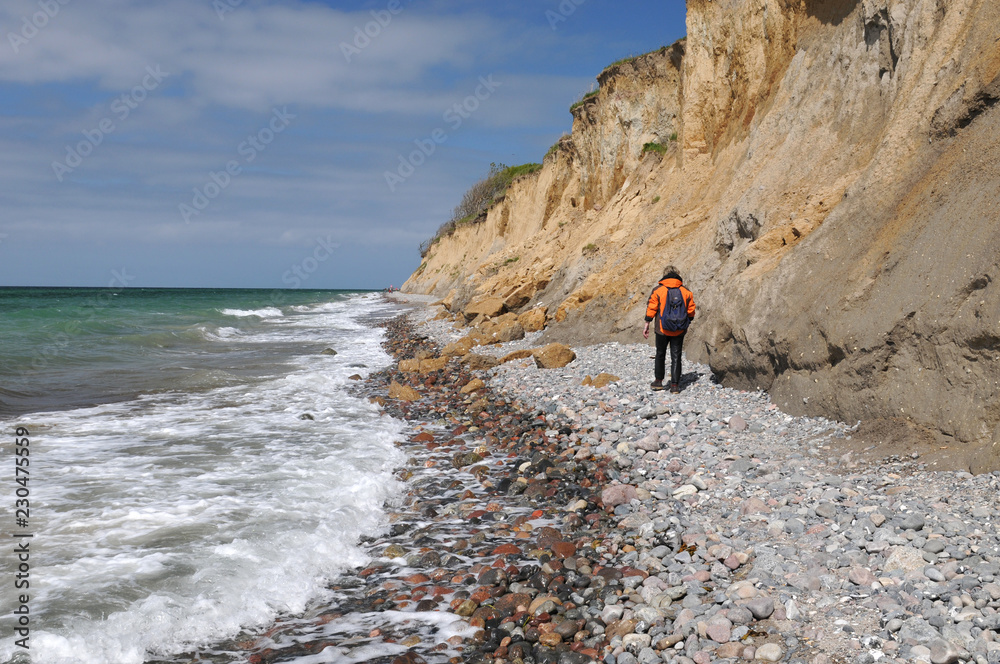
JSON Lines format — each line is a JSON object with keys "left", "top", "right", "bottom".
{"left": 219, "top": 307, "right": 284, "bottom": 319}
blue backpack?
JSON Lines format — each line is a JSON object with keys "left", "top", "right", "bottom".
{"left": 658, "top": 287, "right": 690, "bottom": 332}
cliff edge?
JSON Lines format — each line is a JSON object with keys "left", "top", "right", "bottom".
{"left": 402, "top": 0, "right": 1000, "bottom": 470}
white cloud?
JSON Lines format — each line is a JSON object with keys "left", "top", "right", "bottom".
{"left": 0, "top": 0, "right": 494, "bottom": 113}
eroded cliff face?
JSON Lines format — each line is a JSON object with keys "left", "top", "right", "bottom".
{"left": 403, "top": 0, "right": 1000, "bottom": 468}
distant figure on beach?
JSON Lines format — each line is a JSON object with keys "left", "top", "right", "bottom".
{"left": 643, "top": 265, "right": 696, "bottom": 393}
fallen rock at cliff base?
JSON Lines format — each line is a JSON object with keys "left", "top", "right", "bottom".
{"left": 461, "top": 353, "right": 499, "bottom": 371}
{"left": 532, "top": 343, "right": 576, "bottom": 369}
{"left": 441, "top": 338, "right": 474, "bottom": 357}
{"left": 460, "top": 378, "right": 486, "bottom": 394}
{"left": 500, "top": 349, "right": 534, "bottom": 364}
{"left": 417, "top": 356, "right": 448, "bottom": 373}
{"left": 503, "top": 284, "right": 535, "bottom": 311}
{"left": 518, "top": 307, "right": 547, "bottom": 333}
{"left": 388, "top": 381, "right": 421, "bottom": 401}
{"left": 463, "top": 297, "right": 505, "bottom": 321}
{"left": 398, "top": 359, "right": 420, "bottom": 372}
{"left": 592, "top": 372, "right": 620, "bottom": 388}
{"left": 496, "top": 321, "right": 525, "bottom": 343}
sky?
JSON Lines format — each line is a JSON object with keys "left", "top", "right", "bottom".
{"left": 0, "top": 0, "right": 688, "bottom": 289}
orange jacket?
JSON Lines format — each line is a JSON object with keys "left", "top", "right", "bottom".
{"left": 645, "top": 278, "right": 695, "bottom": 336}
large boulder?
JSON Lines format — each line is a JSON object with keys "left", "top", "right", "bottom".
{"left": 462, "top": 353, "right": 500, "bottom": 371}
{"left": 518, "top": 307, "right": 548, "bottom": 333}
{"left": 533, "top": 343, "right": 576, "bottom": 369}
{"left": 463, "top": 297, "right": 506, "bottom": 321}
{"left": 479, "top": 312, "right": 519, "bottom": 334}
{"left": 398, "top": 359, "right": 421, "bottom": 372}
{"left": 503, "top": 283, "right": 535, "bottom": 311}
{"left": 499, "top": 349, "right": 534, "bottom": 364}
{"left": 497, "top": 321, "right": 525, "bottom": 343}
{"left": 418, "top": 356, "right": 449, "bottom": 373}
{"left": 388, "top": 381, "right": 421, "bottom": 401}
{"left": 439, "top": 289, "right": 457, "bottom": 312}
{"left": 441, "top": 337, "right": 475, "bottom": 357}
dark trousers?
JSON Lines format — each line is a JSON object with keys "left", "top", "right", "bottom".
{"left": 654, "top": 332, "right": 685, "bottom": 385}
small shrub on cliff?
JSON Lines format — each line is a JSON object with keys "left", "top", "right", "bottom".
{"left": 582, "top": 243, "right": 598, "bottom": 255}
{"left": 642, "top": 142, "right": 669, "bottom": 155}
{"left": 570, "top": 89, "right": 599, "bottom": 112}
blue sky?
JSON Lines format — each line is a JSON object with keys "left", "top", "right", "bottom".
{"left": 0, "top": 0, "right": 687, "bottom": 289}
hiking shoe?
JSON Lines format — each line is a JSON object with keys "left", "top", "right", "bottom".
{"left": 669, "top": 383, "right": 681, "bottom": 393}
{"left": 650, "top": 380, "right": 665, "bottom": 391}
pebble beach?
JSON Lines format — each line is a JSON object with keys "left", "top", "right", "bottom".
{"left": 258, "top": 300, "right": 1000, "bottom": 664}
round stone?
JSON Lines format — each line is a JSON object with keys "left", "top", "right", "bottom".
{"left": 755, "top": 643, "right": 783, "bottom": 661}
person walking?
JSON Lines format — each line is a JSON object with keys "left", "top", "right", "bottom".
{"left": 643, "top": 266, "right": 696, "bottom": 393}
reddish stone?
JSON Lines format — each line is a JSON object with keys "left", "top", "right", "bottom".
{"left": 552, "top": 541, "right": 577, "bottom": 558}
{"left": 492, "top": 543, "right": 521, "bottom": 555}
{"left": 470, "top": 588, "right": 492, "bottom": 603}
{"left": 413, "top": 432, "right": 434, "bottom": 442}
{"left": 537, "top": 527, "right": 562, "bottom": 541}
{"left": 403, "top": 573, "right": 430, "bottom": 584}
{"left": 620, "top": 566, "right": 649, "bottom": 579}
{"left": 391, "top": 651, "right": 428, "bottom": 664}
{"left": 452, "top": 425, "right": 467, "bottom": 436}
{"left": 468, "top": 510, "right": 486, "bottom": 519}
{"left": 493, "top": 593, "right": 532, "bottom": 618}
{"left": 472, "top": 606, "right": 499, "bottom": 622}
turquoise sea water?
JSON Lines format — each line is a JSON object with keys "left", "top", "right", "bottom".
{"left": 1, "top": 288, "right": 375, "bottom": 417}
{"left": 0, "top": 288, "right": 410, "bottom": 663}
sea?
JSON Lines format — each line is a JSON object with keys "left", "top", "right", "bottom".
{"left": 0, "top": 287, "right": 417, "bottom": 664}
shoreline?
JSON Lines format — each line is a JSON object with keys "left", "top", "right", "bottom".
{"left": 236, "top": 301, "right": 1000, "bottom": 664}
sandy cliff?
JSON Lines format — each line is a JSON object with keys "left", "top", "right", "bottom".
{"left": 402, "top": 0, "right": 1000, "bottom": 469}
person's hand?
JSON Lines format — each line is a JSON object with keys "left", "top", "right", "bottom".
{"left": 642, "top": 322, "right": 649, "bottom": 339}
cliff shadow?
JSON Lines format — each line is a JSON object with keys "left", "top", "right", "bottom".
{"left": 804, "top": 0, "right": 859, "bottom": 26}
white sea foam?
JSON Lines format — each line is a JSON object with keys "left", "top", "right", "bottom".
{"left": 219, "top": 307, "right": 284, "bottom": 318}
{"left": 0, "top": 293, "right": 407, "bottom": 663}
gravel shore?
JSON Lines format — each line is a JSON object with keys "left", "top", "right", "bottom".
{"left": 244, "top": 305, "right": 1000, "bottom": 664}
